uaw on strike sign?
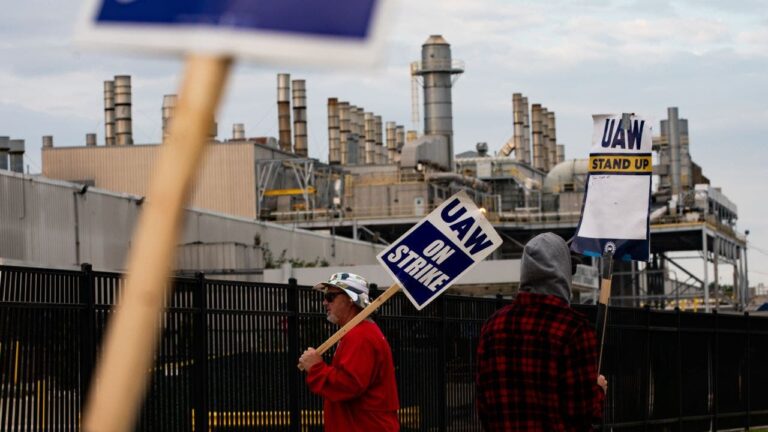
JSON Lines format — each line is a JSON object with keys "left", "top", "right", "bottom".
{"left": 571, "top": 114, "right": 653, "bottom": 262}
{"left": 377, "top": 191, "right": 502, "bottom": 310}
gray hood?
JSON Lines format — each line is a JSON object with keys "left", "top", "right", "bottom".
{"left": 519, "top": 232, "right": 572, "bottom": 304}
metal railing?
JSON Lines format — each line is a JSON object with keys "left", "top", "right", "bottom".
{"left": 1, "top": 264, "right": 767, "bottom": 431}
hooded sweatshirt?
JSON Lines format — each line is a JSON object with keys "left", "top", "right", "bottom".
{"left": 519, "top": 232, "right": 572, "bottom": 304}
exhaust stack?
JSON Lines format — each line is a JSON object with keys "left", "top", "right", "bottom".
{"left": 42, "top": 135, "right": 54, "bottom": 149}
{"left": 8, "top": 139, "right": 25, "bottom": 173}
{"left": 364, "top": 112, "right": 375, "bottom": 165}
{"left": 327, "top": 98, "right": 340, "bottom": 164}
{"left": 540, "top": 107, "right": 550, "bottom": 170}
{"left": 86, "top": 134, "right": 97, "bottom": 147}
{"left": 104, "top": 80, "right": 115, "bottom": 146}
{"left": 375, "top": 115, "right": 383, "bottom": 164}
{"left": 292, "top": 79, "right": 307, "bottom": 157}
{"left": 531, "top": 104, "right": 545, "bottom": 171}
{"left": 0, "top": 136, "right": 9, "bottom": 170}
{"left": 114, "top": 75, "right": 133, "bottom": 145}
{"left": 338, "top": 102, "right": 351, "bottom": 165}
{"left": 386, "top": 121, "right": 397, "bottom": 163}
{"left": 162, "top": 94, "right": 177, "bottom": 141}
{"left": 556, "top": 144, "right": 565, "bottom": 164}
{"left": 232, "top": 123, "right": 245, "bottom": 140}
{"left": 547, "top": 111, "right": 557, "bottom": 169}
{"left": 277, "top": 74, "right": 292, "bottom": 152}
{"left": 668, "top": 107, "right": 681, "bottom": 199}
{"left": 522, "top": 96, "right": 531, "bottom": 164}
{"left": 513, "top": 93, "right": 525, "bottom": 162}
{"left": 395, "top": 126, "right": 405, "bottom": 163}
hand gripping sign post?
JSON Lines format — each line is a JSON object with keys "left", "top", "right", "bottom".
{"left": 571, "top": 113, "right": 653, "bottom": 374}
{"left": 298, "top": 191, "right": 502, "bottom": 369}
{"left": 75, "top": 2, "right": 393, "bottom": 431}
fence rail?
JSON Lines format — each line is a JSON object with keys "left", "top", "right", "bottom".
{"left": 1, "top": 264, "right": 767, "bottom": 431}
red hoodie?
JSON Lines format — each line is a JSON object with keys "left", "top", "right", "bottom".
{"left": 306, "top": 320, "right": 400, "bottom": 431}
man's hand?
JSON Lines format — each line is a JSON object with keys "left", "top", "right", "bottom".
{"left": 299, "top": 347, "right": 323, "bottom": 371}
{"left": 597, "top": 374, "right": 608, "bottom": 393}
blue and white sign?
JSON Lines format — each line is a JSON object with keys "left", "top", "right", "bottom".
{"left": 571, "top": 114, "right": 653, "bottom": 262}
{"left": 77, "top": 0, "right": 394, "bottom": 65}
{"left": 377, "top": 191, "right": 502, "bottom": 310}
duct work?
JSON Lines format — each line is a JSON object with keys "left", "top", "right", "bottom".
{"left": 292, "top": 79, "right": 307, "bottom": 157}
{"left": 162, "top": 94, "right": 177, "bottom": 141}
{"left": 42, "top": 136, "right": 53, "bottom": 149}
{"left": 86, "top": 134, "right": 97, "bottom": 147}
{"left": 104, "top": 80, "right": 115, "bottom": 146}
{"left": 338, "top": 102, "right": 351, "bottom": 165}
{"left": 277, "top": 73, "right": 292, "bottom": 152}
{"left": 8, "top": 139, "right": 25, "bottom": 173}
{"left": 327, "top": 98, "right": 341, "bottom": 164}
{"left": 0, "top": 137, "right": 9, "bottom": 170}
{"left": 114, "top": 75, "right": 133, "bottom": 146}
{"left": 232, "top": 123, "right": 245, "bottom": 140}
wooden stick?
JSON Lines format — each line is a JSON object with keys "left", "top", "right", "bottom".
{"left": 298, "top": 283, "right": 401, "bottom": 370}
{"left": 82, "top": 54, "right": 232, "bottom": 432}
{"left": 595, "top": 252, "right": 614, "bottom": 375}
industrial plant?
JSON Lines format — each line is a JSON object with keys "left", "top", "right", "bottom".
{"left": 0, "top": 35, "right": 749, "bottom": 311}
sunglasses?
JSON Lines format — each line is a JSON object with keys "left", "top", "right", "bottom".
{"left": 323, "top": 291, "right": 344, "bottom": 303}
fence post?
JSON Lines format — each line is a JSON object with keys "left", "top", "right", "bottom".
{"left": 643, "top": 305, "right": 651, "bottom": 432}
{"left": 712, "top": 310, "right": 719, "bottom": 432}
{"left": 745, "top": 311, "right": 751, "bottom": 430}
{"left": 495, "top": 293, "right": 504, "bottom": 310}
{"left": 193, "top": 273, "right": 209, "bottom": 432}
{"left": 676, "top": 308, "right": 683, "bottom": 431}
{"left": 438, "top": 295, "right": 448, "bottom": 432}
{"left": 287, "top": 277, "right": 301, "bottom": 432}
{"left": 79, "top": 263, "right": 96, "bottom": 409}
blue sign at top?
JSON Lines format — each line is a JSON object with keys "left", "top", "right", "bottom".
{"left": 95, "top": 0, "right": 376, "bottom": 39}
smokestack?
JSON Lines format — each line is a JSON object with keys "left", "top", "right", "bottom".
{"left": 114, "top": 75, "right": 133, "bottom": 145}
{"left": 416, "top": 35, "right": 464, "bottom": 170}
{"left": 531, "top": 104, "right": 545, "bottom": 171}
{"left": 8, "top": 139, "right": 25, "bottom": 173}
{"left": 232, "top": 123, "right": 245, "bottom": 140}
{"left": 512, "top": 93, "right": 525, "bottom": 162}
{"left": 375, "top": 115, "right": 383, "bottom": 164}
{"left": 354, "top": 107, "right": 365, "bottom": 164}
{"left": 556, "top": 144, "right": 565, "bottom": 164}
{"left": 386, "top": 121, "right": 397, "bottom": 163}
{"left": 347, "top": 105, "right": 359, "bottom": 165}
{"left": 668, "top": 107, "right": 681, "bottom": 199}
{"left": 540, "top": 107, "right": 550, "bottom": 170}
{"left": 277, "top": 73, "right": 292, "bottom": 152}
{"left": 162, "top": 94, "right": 177, "bottom": 141}
{"left": 339, "top": 102, "right": 351, "bottom": 165}
{"left": 547, "top": 112, "right": 557, "bottom": 168}
{"left": 396, "top": 126, "right": 405, "bottom": 163}
{"left": 292, "top": 79, "right": 307, "bottom": 157}
{"left": 0, "top": 136, "right": 9, "bottom": 170}
{"left": 104, "top": 80, "right": 115, "bottom": 146}
{"left": 208, "top": 118, "right": 218, "bottom": 140}
{"left": 522, "top": 96, "right": 531, "bottom": 164}
{"left": 86, "top": 134, "right": 97, "bottom": 147}
{"left": 364, "top": 112, "right": 375, "bottom": 165}
{"left": 327, "top": 98, "right": 340, "bottom": 164}
{"left": 42, "top": 135, "right": 54, "bottom": 149}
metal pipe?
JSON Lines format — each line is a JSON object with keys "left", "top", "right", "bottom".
{"left": 113, "top": 75, "right": 133, "bottom": 145}
{"left": 386, "top": 121, "right": 397, "bottom": 164}
{"left": 669, "top": 107, "right": 681, "bottom": 201}
{"left": 540, "top": 107, "right": 549, "bottom": 171}
{"left": 327, "top": 98, "right": 340, "bottom": 164}
{"left": 162, "top": 94, "right": 177, "bottom": 141}
{"left": 426, "top": 172, "right": 490, "bottom": 192}
{"left": 338, "top": 102, "right": 350, "bottom": 165}
{"left": 292, "top": 79, "right": 307, "bottom": 157}
{"left": 513, "top": 93, "right": 524, "bottom": 162}
{"left": 103, "top": 80, "right": 115, "bottom": 146}
{"left": 42, "top": 135, "right": 54, "bottom": 149}
{"left": 364, "top": 112, "right": 375, "bottom": 165}
{"left": 232, "top": 123, "right": 245, "bottom": 140}
{"left": 531, "top": 104, "right": 545, "bottom": 171}
{"left": 522, "top": 96, "right": 531, "bottom": 164}
{"left": 375, "top": 115, "right": 383, "bottom": 164}
{"left": 277, "top": 73, "right": 292, "bottom": 152}
{"left": 547, "top": 111, "right": 557, "bottom": 168}
{"left": 8, "top": 139, "right": 25, "bottom": 173}
{"left": 86, "top": 133, "right": 97, "bottom": 147}
{"left": 0, "top": 136, "right": 9, "bottom": 170}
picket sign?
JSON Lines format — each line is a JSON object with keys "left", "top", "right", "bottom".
{"left": 76, "top": 1, "right": 393, "bottom": 430}
{"left": 299, "top": 191, "right": 502, "bottom": 370}
{"left": 571, "top": 113, "right": 653, "bottom": 374}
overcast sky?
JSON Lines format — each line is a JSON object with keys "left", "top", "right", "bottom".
{"left": 1, "top": 0, "right": 767, "bottom": 288}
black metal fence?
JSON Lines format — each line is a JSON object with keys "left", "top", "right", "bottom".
{"left": 1, "top": 264, "right": 767, "bottom": 431}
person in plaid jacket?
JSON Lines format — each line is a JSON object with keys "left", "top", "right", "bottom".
{"left": 476, "top": 232, "right": 607, "bottom": 431}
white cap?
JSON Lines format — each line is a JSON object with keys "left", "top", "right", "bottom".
{"left": 313, "top": 272, "right": 370, "bottom": 309}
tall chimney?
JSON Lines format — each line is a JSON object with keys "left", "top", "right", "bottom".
{"left": 86, "top": 133, "right": 97, "bottom": 147}
{"left": 347, "top": 105, "right": 359, "bottom": 165}
{"left": 0, "top": 136, "right": 9, "bottom": 170}
{"left": 277, "top": 73, "right": 292, "bottom": 152}
{"left": 232, "top": 123, "right": 245, "bottom": 140}
{"left": 386, "top": 121, "right": 397, "bottom": 163}
{"left": 531, "top": 104, "right": 545, "bottom": 171}
{"left": 556, "top": 144, "right": 565, "bottom": 164}
{"left": 547, "top": 112, "right": 557, "bottom": 168}
{"left": 540, "top": 107, "right": 550, "bottom": 170}
{"left": 415, "top": 35, "right": 464, "bottom": 170}
{"left": 395, "top": 126, "right": 405, "bottom": 163}
{"left": 327, "top": 98, "right": 340, "bottom": 164}
{"left": 522, "top": 96, "right": 531, "bottom": 164}
{"left": 292, "top": 79, "right": 307, "bottom": 157}
{"left": 8, "top": 139, "right": 25, "bottom": 173}
{"left": 104, "top": 80, "right": 115, "bottom": 146}
{"left": 42, "top": 135, "right": 54, "bottom": 149}
{"left": 374, "top": 115, "right": 383, "bottom": 164}
{"left": 354, "top": 107, "right": 365, "bottom": 164}
{"left": 512, "top": 93, "right": 524, "bottom": 162}
{"left": 114, "top": 75, "right": 133, "bottom": 145}
{"left": 364, "top": 112, "right": 376, "bottom": 165}
{"left": 668, "top": 107, "right": 681, "bottom": 199}
{"left": 339, "top": 102, "right": 351, "bottom": 165}
{"left": 162, "top": 94, "right": 177, "bottom": 141}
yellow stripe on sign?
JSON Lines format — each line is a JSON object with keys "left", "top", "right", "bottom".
{"left": 263, "top": 187, "right": 316, "bottom": 197}
{"left": 589, "top": 155, "right": 652, "bottom": 173}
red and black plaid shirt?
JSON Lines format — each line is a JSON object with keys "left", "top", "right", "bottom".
{"left": 476, "top": 292, "right": 604, "bottom": 431}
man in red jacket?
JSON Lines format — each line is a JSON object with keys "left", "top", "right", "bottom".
{"left": 476, "top": 233, "right": 607, "bottom": 431}
{"left": 298, "top": 272, "right": 400, "bottom": 431}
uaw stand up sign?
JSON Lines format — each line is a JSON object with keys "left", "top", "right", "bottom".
{"left": 571, "top": 113, "right": 653, "bottom": 374}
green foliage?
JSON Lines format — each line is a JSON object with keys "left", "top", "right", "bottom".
{"left": 262, "top": 244, "right": 329, "bottom": 269}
